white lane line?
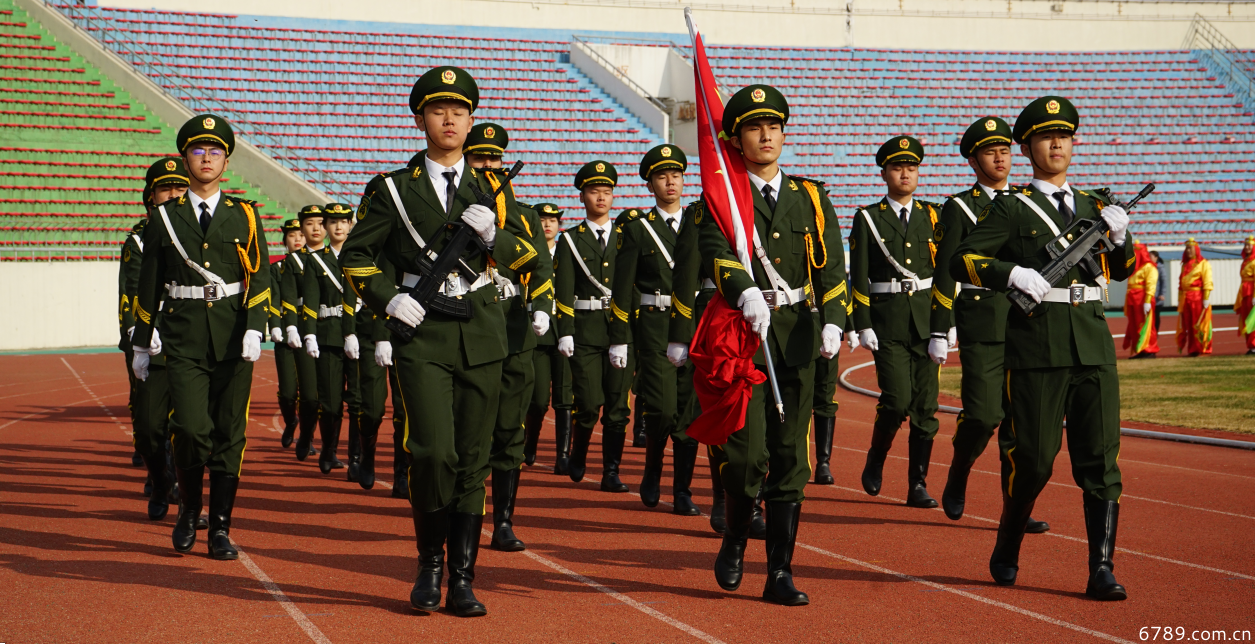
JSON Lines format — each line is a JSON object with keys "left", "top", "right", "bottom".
{"left": 828, "top": 485, "right": 1255, "bottom": 582}
{"left": 235, "top": 545, "right": 334, "bottom": 644}
{"left": 1118, "top": 458, "right": 1255, "bottom": 481}
{"left": 0, "top": 394, "right": 121, "bottom": 431}
{"left": 61, "top": 357, "right": 130, "bottom": 436}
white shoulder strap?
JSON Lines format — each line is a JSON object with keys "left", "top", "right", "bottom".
{"left": 1014, "top": 193, "right": 1065, "bottom": 247}
{"left": 749, "top": 226, "right": 793, "bottom": 292}
{"left": 308, "top": 251, "right": 344, "bottom": 293}
{"left": 132, "top": 233, "right": 144, "bottom": 253}
{"left": 292, "top": 253, "right": 304, "bottom": 271}
{"left": 563, "top": 231, "right": 612, "bottom": 297}
{"left": 951, "top": 198, "right": 978, "bottom": 226}
{"left": 858, "top": 209, "right": 920, "bottom": 281}
{"left": 158, "top": 204, "right": 227, "bottom": 288}
{"left": 638, "top": 218, "right": 673, "bottom": 269}
{"left": 385, "top": 176, "right": 428, "bottom": 249}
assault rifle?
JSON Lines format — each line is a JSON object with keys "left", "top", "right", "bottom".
{"left": 386, "top": 161, "right": 524, "bottom": 341}
{"left": 1008, "top": 182, "right": 1154, "bottom": 315}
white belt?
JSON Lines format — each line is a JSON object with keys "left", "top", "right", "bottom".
{"left": 701, "top": 278, "right": 716, "bottom": 290}
{"left": 165, "top": 281, "right": 242, "bottom": 301}
{"left": 762, "top": 286, "right": 809, "bottom": 308}
{"left": 1042, "top": 285, "right": 1103, "bottom": 304}
{"left": 960, "top": 283, "right": 990, "bottom": 291}
{"left": 573, "top": 296, "right": 612, "bottom": 310}
{"left": 493, "top": 273, "right": 520, "bottom": 299}
{"left": 641, "top": 292, "right": 672, "bottom": 309}
{"left": 869, "top": 277, "right": 933, "bottom": 294}
{"left": 401, "top": 270, "right": 495, "bottom": 297}
{"left": 296, "top": 297, "right": 303, "bottom": 306}
{"left": 318, "top": 304, "right": 343, "bottom": 318}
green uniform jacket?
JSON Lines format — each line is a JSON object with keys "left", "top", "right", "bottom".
{"left": 554, "top": 221, "right": 619, "bottom": 348}
{"left": 299, "top": 246, "right": 358, "bottom": 347}
{"left": 339, "top": 153, "right": 540, "bottom": 368}
{"left": 930, "top": 184, "right": 1014, "bottom": 344}
{"left": 279, "top": 250, "right": 310, "bottom": 331}
{"left": 267, "top": 258, "right": 284, "bottom": 333}
{"left": 132, "top": 194, "right": 271, "bottom": 361}
{"left": 498, "top": 199, "right": 552, "bottom": 356}
{"left": 118, "top": 220, "right": 144, "bottom": 351}
{"left": 697, "top": 175, "right": 849, "bottom": 368}
{"left": 949, "top": 185, "right": 1135, "bottom": 369}
{"left": 849, "top": 197, "right": 946, "bottom": 340}
{"left": 668, "top": 201, "right": 713, "bottom": 345}
{"left": 609, "top": 206, "right": 682, "bottom": 351}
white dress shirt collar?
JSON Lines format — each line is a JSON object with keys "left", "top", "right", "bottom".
{"left": 424, "top": 154, "right": 466, "bottom": 211}
{"left": 885, "top": 195, "right": 914, "bottom": 222}
{"left": 584, "top": 218, "right": 611, "bottom": 237}
{"left": 748, "top": 169, "right": 783, "bottom": 200}
{"left": 1030, "top": 178, "right": 1075, "bottom": 214}
{"left": 978, "top": 182, "right": 1009, "bottom": 197}
{"left": 188, "top": 190, "right": 221, "bottom": 218}
{"left": 656, "top": 204, "right": 682, "bottom": 229}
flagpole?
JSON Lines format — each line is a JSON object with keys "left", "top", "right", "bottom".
{"left": 685, "top": 7, "right": 785, "bottom": 423}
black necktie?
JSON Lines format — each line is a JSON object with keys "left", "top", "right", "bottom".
{"left": 899, "top": 207, "right": 909, "bottom": 233}
{"left": 198, "top": 202, "right": 211, "bottom": 233}
{"left": 1053, "top": 191, "right": 1075, "bottom": 226}
{"left": 762, "top": 184, "right": 776, "bottom": 212}
{"left": 443, "top": 169, "right": 457, "bottom": 214}
{"left": 668, "top": 218, "right": 679, "bottom": 235}
{"left": 597, "top": 228, "right": 606, "bottom": 250}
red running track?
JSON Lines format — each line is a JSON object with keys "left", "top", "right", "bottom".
{"left": 0, "top": 339, "right": 1251, "bottom": 643}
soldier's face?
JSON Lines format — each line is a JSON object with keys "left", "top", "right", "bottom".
{"left": 881, "top": 162, "right": 918, "bottom": 197}
{"left": 540, "top": 216, "right": 560, "bottom": 241}
{"left": 416, "top": 100, "right": 473, "bottom": 153}
{"left": 1022, "top": 132, "right": 1072, "bottom": 175}
{"left": 730, "top": 118, "right": 785, "bottom": 166}
{"left": 301, "top": 218, "right": 325, "bottom": 245}
{"left": 580, "top": 185, "right": 614, "bottom": 218}
{"left": 284, "top": 230, "right": 305, "bottom": 252}
{"left": 466, "top": 153, "right": 502, "bottom": 169}
{"left": 970, "top": 145, "right": 1011, "bottom": 184}
{"left": 183, "top": 143, "right": 228, "bottom": 184}
{"left": 648, "top": 169, "right": 684, "bottom": 206}
{"left": 152, "top": 184, "right": 187, "bottom": 204}
{"left": 324, "top": 216, "right": 352, "bottom": 244}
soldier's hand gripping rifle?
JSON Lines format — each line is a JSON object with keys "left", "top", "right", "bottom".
{"left": 1007, "top": 182, "right": 1154, "bottom": 315}
{"left": 386, "top": 161, "right": 524, "bottom": 341}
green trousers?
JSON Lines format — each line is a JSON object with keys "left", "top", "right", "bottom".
{"left": 951, "top": 341, "right": 1004, "bottom": 469}
{"left": 395, "top": 342, "right": 501, "bottom": 513}
{"left": 273, "top": 342, "right": 297, "bottom": 407}
{"left": 570, "top": 343, "right": 632, "bottom": 434}
{"left": 637, "top": 349, "right": 696, "bottom": 445}
{"left": 294, "top": 345, "right": 319, "bottom": 425}
{"left": 530, "top": 343, "right": 572, "bottom": 414}
{"left": 355, "top": 346, "right": 387, "bottom": 429}
{"left": 720, "top": 357, "right": 816, "bottom": 503}
{"left": 490, "top": 349, "right": 534, "bottom": 471}
{"left": 315, "top": 347, "right": 346, "bottom": 422}
{"left": 344, "top": 348, "right": 360, "bottom": 423}
{"left": 124, "top": 350, "right": 138, "bottom": 427}
{"left": 1001, "top": 364, "right": 1123, "bottom": 503}
{"left": 812, "top": 354, "right": 840, "bottom": 419}
{"left": 872, "top": 338, "right": 940, "bottom": 441}
{"left": 132, "top": 363, "right": 171, "bottom": 460}
{"left": 166, "top": 354, "right": 253, "bottom": 475}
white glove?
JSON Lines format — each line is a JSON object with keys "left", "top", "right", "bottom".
{"left": 1100, "top": 204, "right": 1129, "bottom": 245}
{"left": 532, "top": 311, "right": 550, "bottom": 337}
{"left": 460, "top": 203, "right": 497, "bottom": 246}
{"left": 375, "top": 340, "right": 393, "bottom": 367}
{"left": 127, "top": 326, "right": 135, "bottom": 341}
{"left": 557, "top": 335, "right": 575, "bottom": 358}
{"left": 343, "top": 334, "right": 360, "bottom": 360}
{"left": 859, "top": 328, "right": 880, "bottom": 352}
{"left": 241, "top": 329, "right": 262, "bottom": 362}
{"left": 1007, "top": 266, "right": 1052, "bottom": 303}
{"left": 738, "top": 288, "right": 771, "bottom": 341}
{"left": 946, "top": 327, "right": 957, "bottom": 350}
{"left": 1142, "top": 302, "right": 1151, "bottom": 315}
{"left": 928, "top": 335, "right": 949, "bottom": 365}
{"left": 386, "top": 293, "right": 425, "bottom": 328}
{"left": 304, "top": 335, "right": 320, "bottom": 359}
{"left": 148, "top": 327, "right": 162, "bottom": 356}
{"left": 1203, "top": 299, "right": 1210, "bottom": 309}
{"left": 847, "top": 329, "right": 860, "bottom": 352}
{"left": 286, "top": 326, "right": 301, "bottom": 349}
{"left": 608, "top": 343, "right": 628, "bottom": 369}
{"left": 270, "top": 326, "right": 284, "bottom": 343}
{"left": 820, "top": 324, "right": 842, "bottom": 359}
{"left": 131, "top": 348, "right": 150, "bottom": 381}
{"left": 667, "top": 342, "right": 689, "bottom": 367}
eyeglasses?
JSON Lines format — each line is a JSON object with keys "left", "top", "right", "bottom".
{"left": 190, "top": 148, "right": 225, "bottom": 159}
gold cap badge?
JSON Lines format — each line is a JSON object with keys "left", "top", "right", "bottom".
{"left": 442, "top": 69, "right": 456, "bottom": 84}
{"left": 751, "top": 88, "right": 765, "bottom": 103}
{"left": 543, "top": 205, "right": 556, "bottom": 213}
{"left": 985, "top": 119, "right": 997, "bottom": 131}
{"left": 595, "top": 162, "right": 605, "bottom": 172}
{"left": 899, "top": 138, "right": 910, "bottom": 149}
{"left": 164, "top": 160, "right": 177, "bottom": 171}
{"left": 310, "top": 205, "right": 321, "bottom": 213}
{"left": 484, "top": 126, "right": 495, "bottom": 139}
{"left": 661, "top": 146, "right": 672, "bottom": 158}
{"left": 1046, "top": 100, "right": 1060, "bottom": 114}
{"left": 202, "top": 117, "right": 215, "bottom": 129}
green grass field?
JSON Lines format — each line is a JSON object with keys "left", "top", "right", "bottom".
{"left": 938, "top": 355, "right": 1255, "bottom": 434}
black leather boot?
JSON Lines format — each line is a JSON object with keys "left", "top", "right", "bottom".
{"left": 294, "top": 404, "right": 318, "bottom": 461}
{"left": 523, "top": 410, "right": 543, "bottom": 467}
{"left": 132, "top": 448, "right": 144, "bottom": 467}
{"left": 1026, "top": 517, "right": 1051, "bottom": 534}
{"left": 749, "top": 487, "right": 767, "bottom": 540}
{"left": 813, "top": 415, "right": 835, "bottom": 485}
{"left": 346, "top": 414, "right": 361, "bottom": 482}
{"left": 144, "top": 475, "right": 153, "bottom": 498}
{"left": 207, "top": 471, "right": 240, "bottom": 560}
{"left": 709, "top": 464, "right": 727, "bottom": 535}
{"left": 942, "top": 452, "right": 973, "bottom": 520}
{"left": 861, "top": 423, "right": 896, "bottom": 496}
{"left": 391, "top": 432, "right": 410, "bottom": 499}
{"left": 600, "top": 431, "right": 629, "bottom": 493}
{"left": 318, "top": 414, "right": 344, "bottom": 475}
{"left": 671, "top": 441, "right": 700, "bottom": 516}
{"left": 142, "top": 454, "right": 169, "bottom": 520}
{"left": 638, "top": 416, "right": 664, "bottom": 507}
{"left": 989, "top": 494, "right": 1035, "bottom": 586}
{"left": 762, "top": 501, "right": 809, "bottom": 606}
{"left": 552, "top": 409, "right": 572, "bottom": 476}
{"left": 279, "top": 397, "right": 297, "bottom": 448}
{"left": 172, "top": 465, "right": 203, "bottom": 553}
{"left": 568, "top": 419, "right": 595, "bottom": 483}
{"left": 490, "top": 468, "right": 526, "bottom": 552}
{"left": 446, "top": 512, "right": 488, "bottom": 617}
{"left": 906, "top": 436, "right": 939, "bottom": 508}
{"left": 631, "top": 411, "right": 646, "bottom": 448}
{"left": 714, "top": 491, "right": 754, "bottom": 591}
{"left": 1083, "top": 498, "right": 1127, "bottom": 601}
{"left": 409, "top": 505, "right": 448, "bottom": 612}
{"left": 358, "top": 419, "right": 379, "bottom": 490}
{"left": 164, "top": 440, "right": 180, "bottom": 506}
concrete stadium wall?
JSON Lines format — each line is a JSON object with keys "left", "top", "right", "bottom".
{"left": 0, "top": 262, "right": 118, "bottom": 351}
{"left": 96, "top": 0, "right": 1255, "bottom": 50}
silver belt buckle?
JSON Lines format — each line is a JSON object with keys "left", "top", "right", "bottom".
{"left": 599, "top": 295, "right": 611, "bottom": 310}
{"left": 1069, "top": 284, "right": 1085, "bottom": 307}
{"left": 762, "top": 290, "right": 779, "bottom": 308}
{"left": 901, "top": 279, "right": 916, "bottom": 294}
{"left": 203, "top": 284, "right": 221, "bottom": 301}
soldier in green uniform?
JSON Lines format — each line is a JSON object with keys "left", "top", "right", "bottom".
{"left": 268, "top": 218, "right": 303, "bottom": 447}
{"left": 950, "top": 96, "right": 1132, "bottom": 600}
{"left": 698, "top": 85, "right": 848, "bottom": 605}
{"left": 280, "top": 206, "right": 326, "bottom": 461}
{"left": 554, "top": 161, "right": 634, "bottom": 493}
{"left": 300, "top": 204, "right": 360, "bottom": 475}
{"left": 130, "top": 114, "right": 271, "bottom": 560}
{"left": 608, "top": 144, "right": 701, "bottom": 515}
{"left": 809, "top": 304, "right": 849, "bottom": 486}
{"left": 525, "top": 203, "right": 574, "bottom": 476}
{"left": 350, "top": 260, "right": 388, "bottom": 490}
{"left": 930, "top": 117, "right": 1049, "bottom": 534}
{"left": 122, "top": 158, "right": 188, "bottom": 519}
{"left": 461, "top": 122, "right": 554, "bottom": 552}
{"left": 850, "top": 136, "right": 946, "bottom": 509}
{"left": 340, "top": 66, "right": 540, "bottom": 617}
